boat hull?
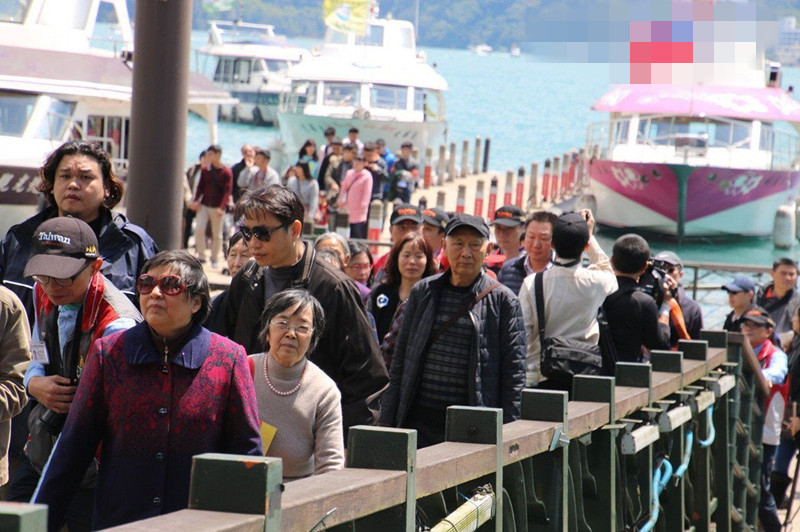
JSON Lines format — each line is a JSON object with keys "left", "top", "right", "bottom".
{"left": 219, "top": 89, "right": 281, "bottom": 126}
{"left": 277, "top": 111, "right": 448, "bottom": 163}
{"left": 588, "top": 159, "right": 800, "bottom": 238}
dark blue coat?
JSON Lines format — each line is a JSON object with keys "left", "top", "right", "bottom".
{"left": 379, "top": 270, "right": 526, "bottom": 427}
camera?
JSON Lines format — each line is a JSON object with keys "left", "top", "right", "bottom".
{"left": 637, "top": 259, "right": 677, "bottom": 306}
{"left": 37, "top": 408, "right": 67, "bottom": 436}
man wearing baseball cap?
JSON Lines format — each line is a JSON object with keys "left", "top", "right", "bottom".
{"left": 739, "top": 306, "right": 787, "bottom": 532}
{"left": 8, "top": 217, "right": 141, "bottom": 522}
{"left": 653, "top": 250, "right": 703, "bottom": 345}
{"left": 490, "top": 205, "right": 526, "bottom": 268}
{"left": 380, "top": 213, "right": 525, "bottom": 446}
{"left": 372, "top": 204, "right": 423, "bottom": 284}
{"left": 421, "top": 207, "right": 450, "bottom": 272}
{"left": 722, "top": 275, "right": 756, "bottom": 332}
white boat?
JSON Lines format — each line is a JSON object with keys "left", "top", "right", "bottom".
{"left": 196, "top": 20, "right": 309, "bottom": 126}
{"left": 584, "top": 63, "right": 800, "bottom": 239}
{"left": 510, "top": 44, "right": 521, "bottom": 58}
{"left": 277, "top": 17, "right": 448, "bottom": 162}
{"left": 0, "top": 0, "right": 234, "bottom": 238}
{"left": 470, "top": 43, "right": 493, "bottom": 56}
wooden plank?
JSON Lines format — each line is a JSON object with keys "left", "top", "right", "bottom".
{"left": 567, "top": 401, "right": 610, "bottom": 438}
{"left": 614, "top": 385, "right": 650, "bottom": 420}
{"left": 651, "top": 371, "right": 682, "bottom": 401}
{"left": 707, "top": 346, "right": 727, "bottom": 371}
{"left": 282, "top": 468, "right": 407, "bottom": 528}
{"left": 415, "top": 442, "right": 497, "bottom": 497}
{"left": 682, "top": 359, "right": 708, "bottom": 385}
{"left": 501, "top": 419, "right": 561, "bottom": 465}
{"left": 106, "top": 510, "right": 265, "bottom": 532}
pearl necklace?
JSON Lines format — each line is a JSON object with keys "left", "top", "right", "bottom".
{"left": 263, "top": 355, "right": 307, "bottom": 396}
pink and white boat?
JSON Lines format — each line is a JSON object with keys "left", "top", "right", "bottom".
{"left": 585, "top": 79, "right": 800, "bottom": 238}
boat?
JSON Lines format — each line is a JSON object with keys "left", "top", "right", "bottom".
{"left": 196, "top": 20, "right": 309, "bottom": 126}
{"left": 276, "top": 16, "right": 448, "bottom": 163}
{"left": 0, "top": 0, "right": 233, "bottom": 238}
{"left": 469, "top": 43, "right": 493, "bottom": 56}
{"left": 510, "top": 44, "right": 521, "bottom": 58}
{"left": 584, "top": 64, "right": 800, "bottom": 239}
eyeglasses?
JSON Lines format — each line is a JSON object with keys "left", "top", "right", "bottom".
{"left": 136, "top": 274, "right": 186, "bottom": 296}
{"left": 270, "top": 320, "right": 313, "bottom": 336}
{"left": 347, "top": 263, "right": 371, "bottom": 270}
{"left": 33, "top": 261, "right": 91, "bottom": 287}
{"left": 240, "top": 221, "right": 292, "bottom": 242}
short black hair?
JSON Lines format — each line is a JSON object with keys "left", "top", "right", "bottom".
{"left": 773, "top": 257, "right": 799, "bottom": 273}
{"left": 207, "top": 144, "right": 222, "bottom": 153}
{"left": 259, "top": 289, "right": 326, "bottom": 355}
{"left": 524, "top": 211, "right": 558, "bottom": 231}
{"left": 235, "top": 184, "right": 305, "bottom": 224}
{"left": 324, "top": 126, "right": 336, "bottom": 136}
{"left": 141, "top": 250, "right": 211, "bottom": 324}
{"left": 348, "top": 127, "right": 359, "bottom": 134}
{"left": 612, "top": 234, "right": 651, "bottom": 275}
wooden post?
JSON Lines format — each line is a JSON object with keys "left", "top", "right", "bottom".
{"left": 188, "top": 453, "right": 283, "bottom": 531}
{"left": 461, "top": 139, "right": 469, "bottom": 178}
{"left": 529, "top": 162, "right": 540, "bottom": 209}
{"left": 473, "top": 136, "right": 482, "bottom": 175}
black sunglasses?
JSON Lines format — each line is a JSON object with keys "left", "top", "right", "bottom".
{"left": 240, "top": 220, "right": 292, "bottom": 242}
{"left": 136, "top": 274, "right": 186, "bottom": 296}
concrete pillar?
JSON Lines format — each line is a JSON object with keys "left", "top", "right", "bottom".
{"left": 423, "top": 147, "right": 433, "bottom": 189}
{"left": 503, "top": 170, "right": 514, "bottom": 205}
{"left": 473, "top": 180, "right": 485, "bottom": 218}
{"left": 461, "top": 139, "right": 469, "bottom": 178}
{"left": 473, "top": 136, "right": 482, "bottom": 175}
{"left": 482, "top": 138, "right": 491, "bottom": 173}
{"left": 456, "top": 185, "right": 466, "bottom": 213}
{"left": 515, "top": 166, "right": 525, "bottom": 208}
{"left": 126, "top": 0, "right": 193, "bottom": 249}
{"left": 437, "top": 144, "right": 447, "bottom": 186}
{"left": 487, "top": 177, "right": 498, "bottom": 221}
{"left": 447, "top": 142, "right": 456, "bottom": 182}
{"left": 551, "top": 157, "right": 561, "bottom": 204}
{"left": 529, "top": 162, "right": 539, "bottom": 209}
{"left": 436, "top": 191, "right": 446, "bottom": 208}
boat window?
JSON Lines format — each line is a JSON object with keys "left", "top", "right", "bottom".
{"left": 234, "top": 59, "right": 252, "bottom": 83}
{"left": 324, "top": 83, "right": 359, "bottom": 106}
{"left": 264, "top": 60, "right": 289, "bottom": 74}
{"left": 0, "top": 0, "right": 28, "bottom": 23}
{"left": 370, "top": 85, "right": 407, "bottom": 110}
{"left": 214, "top": 59, "right": 234, "bottom": 83}
{"left": 648, "top": 118, "right": 673, "bottom": 145}
{"left": 614, "top": 120, "right": 629, "bottom": 144}
{"left": 37, "top": 0, "right": 90, "bottom": 30}
{"left": 0, "top": 92, "right": 36, "bottom": 136}
{"left": 325, "top": 28, "right": 349, "bottom": 45}
{"left": 33, "top": 98, "right": 75, "bottom": 141}
{"left": 414, "top": 89, "right": 441, "bottom": 120}
{"left": 356, "top": 26, "right": 384, "bottom": 46}
{"left": 760, "top": 125, "right": 774, "bottom": 151}
{"left": 305, "top": 82, "right": 317, "bottom": 105}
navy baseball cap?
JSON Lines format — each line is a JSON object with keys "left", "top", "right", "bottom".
{"left": 722, "top": 276, "right": 755, "bottom": 293}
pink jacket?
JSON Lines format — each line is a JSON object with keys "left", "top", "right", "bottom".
{"left": 339, "top": 169, "right": 372, "bottom": 224}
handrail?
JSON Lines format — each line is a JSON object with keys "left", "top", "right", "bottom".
{"left": 729, "top": 332, "right": 770, "bottom": 397}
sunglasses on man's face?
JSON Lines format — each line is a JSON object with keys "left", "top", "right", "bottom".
{"left": 136, "top": 274, "right": 186, "bottom": 296}
{"left": 240, "top": 220, "right": 292, "bottom": 242}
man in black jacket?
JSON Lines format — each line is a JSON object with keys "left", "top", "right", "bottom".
{"left": 210, "top": 185, "right": 388, "bottom": 434}
{"left": 603, "top": 234, "right": 671, "bottom": 362}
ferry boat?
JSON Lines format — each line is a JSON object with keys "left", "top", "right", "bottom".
{"left": 276, "top": 17, "right": 448, "bottom": 161}
{"left": 196, "top": 20, "right": 308, "bottom": 126}
{"left": 469, "top": 43, "right": 493, "bottom": 56}
{"left": 584, "top": 66, "right": 800, "bottom": 239}
{"left": 0, "top": 0, "right": 232, "bottom": 238}
{"left": 510, "top": 44, "right": 521, "bottom": 58}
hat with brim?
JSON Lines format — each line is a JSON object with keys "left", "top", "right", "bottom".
{"left": 491, "top": 205, "right": 525, "bottom": 227}
{"left": 722, "top": 275, "right": 755, "bottom": 293}
{"left": 740, "top": 306, "right": 775, "bottom": 328}
{"left": 24, "top": 217, "right": 98, "bottom": 279}
{"left": 446, "top": 214, "right": 490, "bottom": 239}
{"left": 422, "top": 207, "right": 450, "bottom": 230}
{"left": 390, "top": 204, "right": 423, "bottom": 225}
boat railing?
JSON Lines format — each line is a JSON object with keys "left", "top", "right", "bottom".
{"left": 207, "top": 20, "right": 280, "bottom": 47}
{"left": 587, "top": 117, "right": 800, "bottom": 170}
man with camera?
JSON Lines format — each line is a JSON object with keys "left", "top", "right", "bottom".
{"left": 602, "top": 234, "right": 671, "bottom": 363}
{"left": 653, "top": 250, "right": 703, "bottom": 344}
{"left": 7, "top": 217, "right": 140, "bottom": 529}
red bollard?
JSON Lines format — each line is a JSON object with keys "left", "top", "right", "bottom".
{"left": 456, "top": 185, "right": 466, "bottom": 214}
{"left": 367, "top": 200, "right": 384, "bottom": 255}
{"left": 503, "top": 170, "right": 513, "bottom": 206}
{"left": 423, "top": 147, "right": 433, "bottom": 189}
{"left": 487, "top": 177, "right": 499, "bottom": 220}
{"left": 474, "top": 180, "right": 485, "bottom": 218}
{"left": 561, "top": 152, "right": 570, "bottom": 196}
{"left": 551, "top": 157, "right": 560, "bottom": 204}
{"left": 515, "top": 166, "right": 525, "bottom": 208}
{"left": 541, "top": 159, "right": 551, "bottom": 202}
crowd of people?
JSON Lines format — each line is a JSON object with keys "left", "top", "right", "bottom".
{"left": 0, "top": 138, "right": 797, "bottom": 530}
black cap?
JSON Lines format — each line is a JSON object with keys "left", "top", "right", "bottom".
{"left": 654, "top": 250, "right": 682, "bottom": 268}
{"left": 400, "top": 141, "right": 413, "bottom": 149}
{"left": 422, "top": 207, "right": 450, "bottom": 230}
{"left": 740, "top": 306, "right": 775, "bottom": 328}
{"left": 390, "top": 204, "right": 423, "bottom": 225}
{"left": 552, "top": 211, "right": 589, "bottom": 252}
{"left": 491, "top": 205, "right": 525, "bottom": 226}
{"left": 446, "top": 214, "right": 490, "bottom": 239}
{"left": 24, "top": 217, "right": 98, "bottom": 279}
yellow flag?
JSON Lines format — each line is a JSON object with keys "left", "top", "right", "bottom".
{"left": 323, "top": 0, "right": 370, "bottom": 36}
{"left": 260, "top": 421, "right": 277, "bottom": 453}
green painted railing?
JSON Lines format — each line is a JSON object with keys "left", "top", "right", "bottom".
{"left": 1, "top": 330, "right": 769, "bottom": 531}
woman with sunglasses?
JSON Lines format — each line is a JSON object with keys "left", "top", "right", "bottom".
{"left": 251, "top": 289, "right": 344, "bottom": 479}
{"left": 34, "top": 250, "right": 262, "bottom": 530}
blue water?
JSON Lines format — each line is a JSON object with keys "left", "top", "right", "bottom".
{"left": 184, "top": 32, "right": 800, "bottom": 271}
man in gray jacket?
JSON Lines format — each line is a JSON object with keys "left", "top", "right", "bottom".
{"left": 379, "top": 214, "right": 526, "bottom": 447}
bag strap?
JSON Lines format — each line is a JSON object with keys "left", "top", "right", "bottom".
{"left": 534, "top": 272, "right": 546, "bottom": 349}
{"left": 428, "top": 281, "right": 501, "bottom": 348}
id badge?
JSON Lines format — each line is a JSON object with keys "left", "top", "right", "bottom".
{"left": 30, "top": 341, "right": 49, "bottom": 364}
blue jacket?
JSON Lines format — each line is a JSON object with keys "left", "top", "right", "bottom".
{"left": 497, "top": 253, "right": 528, "bottom": 296}
{"left": 0, "top": 206, "right": 158, "bottom": 325}
{"left": 379, "top": 270, "right": 526, "bottom": 427}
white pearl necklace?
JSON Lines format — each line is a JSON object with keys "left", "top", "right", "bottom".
{"left": 263, "top": 355, "right": 306, "bottom": 396}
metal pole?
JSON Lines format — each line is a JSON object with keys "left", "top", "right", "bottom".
{"left": 126, "top": 0, "right": 193, "bottom": 249}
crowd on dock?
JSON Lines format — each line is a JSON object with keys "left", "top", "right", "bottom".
{"left": 0, "top": 138, "right": 799, "bottom": 530}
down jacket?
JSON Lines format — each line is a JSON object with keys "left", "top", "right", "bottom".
{"left": 379, "top": 270, "right": 526, "bottom": 427}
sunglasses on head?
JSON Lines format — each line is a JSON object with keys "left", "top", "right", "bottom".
{"left": 136, "top": 274, "right": 186, "bottom": 296}
{"left": 240, "top": 220, "right": 292, "bottom": 242}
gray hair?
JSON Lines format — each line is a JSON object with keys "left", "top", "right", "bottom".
{"left": 259, "top": 289, "right": 326, "bottom": 355}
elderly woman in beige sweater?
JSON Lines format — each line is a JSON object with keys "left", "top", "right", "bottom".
{"left": 250, "top": 289, "right": 344, "bottom": 479}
